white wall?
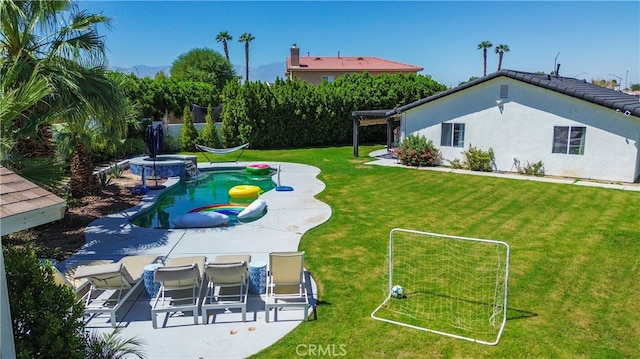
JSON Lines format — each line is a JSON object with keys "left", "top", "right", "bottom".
{"left": 163, "top": 123, "right": 222, "bottom": 140}
{"left": 164, "top": 123, "right": 206, "bottom": 139}
{"left": 403, "top": 78, "right": 640, "bottom": 183}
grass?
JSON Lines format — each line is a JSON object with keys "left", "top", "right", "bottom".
{"left": 196, "top": 145, "right": 640, "bottom": 358}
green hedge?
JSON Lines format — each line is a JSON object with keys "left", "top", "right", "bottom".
{"left": 221, "top": 73, "right": 446, "bottom": 148}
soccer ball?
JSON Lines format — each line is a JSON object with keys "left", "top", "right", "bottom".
{"left": 391, "top": 285, "right": 404, "bottom": 299}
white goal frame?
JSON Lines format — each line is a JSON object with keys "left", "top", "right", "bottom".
{"left": 371, "top": 228, "right": 510, "bottom": 346}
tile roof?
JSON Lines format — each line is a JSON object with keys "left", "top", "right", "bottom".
{"left": 287, "top": 56, "right": 423, "bottom": 72}
{"left": 0, "top": 166, "right": 66, "bottom": 235}
{"left": 389, "top": 69, "right": 640, "bottom": 117}
{"left": 351, "top": 70, "right": 640, "bottom": 164}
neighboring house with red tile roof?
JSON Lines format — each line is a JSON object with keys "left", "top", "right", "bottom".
{"left": 286, "top": 44, "right": 423, "bottom": 85}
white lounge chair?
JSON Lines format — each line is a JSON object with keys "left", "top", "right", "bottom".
{"left": 74, "top": 255, "right": 159, "bottom": 327}
{"left": 151, "top": 256, "right": 206, "bottom": 329}
{"left": 264, "top": 251, "right": 310, "bottom": 322}
{"left": 201, "top": 259, "right": 249, "bottom": 324}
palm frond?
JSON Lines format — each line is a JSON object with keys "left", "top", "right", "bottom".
{"left": 84, "top": 327, "right": 146, "bottom": 359}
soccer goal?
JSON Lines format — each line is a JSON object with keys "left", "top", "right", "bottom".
{"left": 371, "top": 228, "right": 510, "bottom": 345}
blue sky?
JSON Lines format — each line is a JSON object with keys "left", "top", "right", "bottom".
{"left": 80, "top": 1, "right": 639, "bottom": 88}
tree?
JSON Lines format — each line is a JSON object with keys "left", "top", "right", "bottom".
{"left": 170, "top": 48, "right": 236, "bottom": 91}
{"left": 0, "top": 0, "right": 130, "bottom": 196}
{"left": 179, "top": 105, "right": 199, "bottom": 151}
{"left": 458, "top": 76, "right": 479, "bottom": 86}
{"left": 4, "top": 245, "right": 86, "bottom": 358}
{"left": 495, "top": 44, "right": 510, "bottom": 71}
{"left": 0, "top": 57, "right": 51, "bottom": 170}
{"left": 238, "top": 33, "right": 255, "bottom": 82}
{"left": 215, "top": 31, "right": 233, "bottom": 63}
{"left": 477, "top": 41, "right": 493, "bottom": 76}
{"left": 198, "top": 105, "right": 223, "bottom": 148}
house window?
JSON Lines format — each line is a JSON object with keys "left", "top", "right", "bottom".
{"left": 322, "top": 75, "right": 335, "bottom": 82}
{"left": 500, "top": 85, "right": 509, "bottom": 98}
{"left": 441, "top": 123, "right": 465, "bottom": 147}
{"left": 552, "top": 126, "right": 586, "bottom": 155}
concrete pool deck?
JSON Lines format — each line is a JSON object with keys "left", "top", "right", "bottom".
{"left": 59, "top": 161, "right": 331, "bottom": 358}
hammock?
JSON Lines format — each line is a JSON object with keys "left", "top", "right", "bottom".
{"left": 195, "top": 143, "right": 250, "bottom": 163}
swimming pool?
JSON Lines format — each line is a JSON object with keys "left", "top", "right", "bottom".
{"left": 131, "top": 169, "right": 275, "bottom": 229}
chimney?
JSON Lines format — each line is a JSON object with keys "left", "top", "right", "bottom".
{"left": 291, "top": 44, "right": 299, "bottom": 67}
{"left": 338, "top": 51, "right": 340, "bottom": 58}
{"left": 555, "top": 63, "right": 561, "bottom": 78}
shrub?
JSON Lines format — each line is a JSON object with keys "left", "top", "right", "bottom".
{"left": 520, "top": 160, "right": 545, "bottom": 177}
{"left": 4, "top": 245, "right": 86, "bottom": 358}
{"left": 448, "top": 158, "right": 464, "bottom": 169}
{"left": 178, "top": 105, "right": 199, "bottom": 151}
{"left": 84, "top": 327, "right": 147, "bottom": 359}
{"left": 396, "top": 134, "right": 442, "bottom": 167}
{"left": 97, "top": 171, "right": 112, "bottom": 189}
{"left": 197, "top": 104, "right": 222, "bottom": 148}
{"left": 463, "top": 145, "right": 495, "bottom": 172}
{"left": 163, "top": 131, "right": 179, "bottom": 152}
{"left": 110, "top": 163, "right": 124, "bottom": 178}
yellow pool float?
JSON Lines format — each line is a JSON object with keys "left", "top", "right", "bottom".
{"left": 228, "top": 185, "right": 262, "bottom": 199}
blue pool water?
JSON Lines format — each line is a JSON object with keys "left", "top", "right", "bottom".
{"left": 131, "top": 169, "right": 275, "bottom": 229}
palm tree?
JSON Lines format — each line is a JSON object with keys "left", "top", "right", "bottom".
{"left": 215, "top": 31, "right": 233, "bottom": 63}
{"left": 0, "top": 58, "right": 51, "bottom": 165}
{"left": 477, "top": 41, "right": 493, "bottom": 76}
{"left": 495, "top": 44, "right": 510, "bottom": 71}
{"left": 238, "top": 33, "right": 255, "bottom": 82}
{"left": 84, "top": 327, "right": 146, "bottom": 359}
{"left": 1, "top": 0, "right": 129, "bottom": 196}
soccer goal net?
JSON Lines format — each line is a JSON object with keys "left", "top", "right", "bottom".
{"left": 371, "top": 228, "right": 510, "bottom": 345}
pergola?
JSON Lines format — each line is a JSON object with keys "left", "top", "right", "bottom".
{"left": 351, "top": 109, "right": 401, "bottom": 157}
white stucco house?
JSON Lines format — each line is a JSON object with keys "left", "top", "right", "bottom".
{"left": 353, "top": 69, "right": 640, "bottom": 183}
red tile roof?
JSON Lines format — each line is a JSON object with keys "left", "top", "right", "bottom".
{"left": 287, "top": 56, "right": 423, "bottom": 72}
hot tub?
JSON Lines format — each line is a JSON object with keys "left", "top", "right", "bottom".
{"left": 129, "top": 155, "right": 197, "bottom": 179}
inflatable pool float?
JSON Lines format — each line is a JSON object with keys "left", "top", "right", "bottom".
{"left": 228, "top": 185, "right": 262, "bottom": 199}
{"left": 238, "top": 198, "right": 267, "bottom": 221}
{"left": 173, "top": 212, "right": 229, "bottom": 228}
{"left": 246, "top": 163, "right": 271, "bottom": 175}
{"left": 276, "top": 185, "right": 293, "bottom": 192}
{"left": 189, "top": 204, "right": 246, "bottom": 216}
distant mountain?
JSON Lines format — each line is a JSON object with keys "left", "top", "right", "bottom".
{"left": 110, "top": 65, "right": 171, "bottom": 78}
{"left": 110, "top": 62, "right": 286, "bottom": 83}
{"left": 234, "top": 62, "right": 287, "bottom": 83}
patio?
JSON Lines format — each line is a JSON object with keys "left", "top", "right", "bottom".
{"left": 58, "top": 162, "right": 331, "bottom": 358}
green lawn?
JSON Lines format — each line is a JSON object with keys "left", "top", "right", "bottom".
{"left": 195, "top": 145, "right": 640, "bottom": 358}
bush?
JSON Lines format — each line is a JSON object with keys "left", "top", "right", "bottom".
{"left": 97, "top": 171, "right": 112, "bottom": 189}
{"left": 163, "top": 131, "right": 179, "bottom": 153}
{"left": 3, "top": 245, "right": 86, "bottom": 359}
{"left": 463, "top": 145, "right": 495, "bottom": 172}
{"left": 520, "top": 160, "right": 545, "bottom": 177}
{"left": 448, "top": 158, "right": 464, "bottom": 169}
{"left": 178, "top": 105, "right": 199, "bottom": 151}
{"left": 395, "top": 134, "right": 442, "bottom": 167}
{"left": 110, "top": 163, "right": 124, "bottom": 178}
{"left": 197, "top": 104, "right": 222, "bottom": 148}
{"left": 84, "top": 327, "right": 147, "bottom": 359}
